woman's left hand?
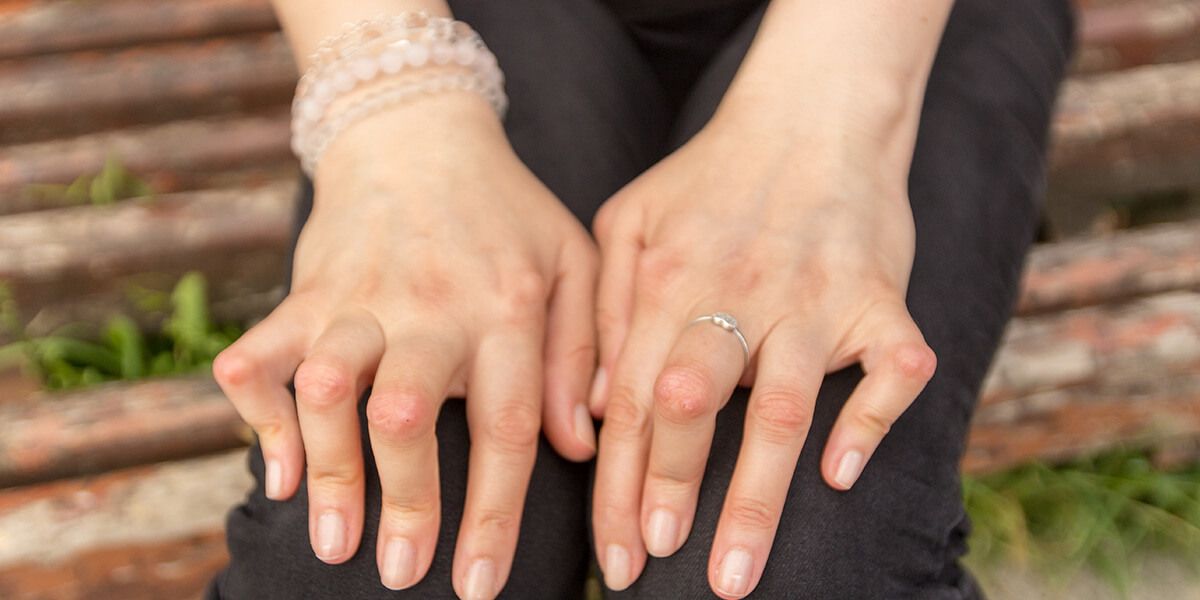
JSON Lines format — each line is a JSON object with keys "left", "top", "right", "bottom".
{"left": 588, "top": 113, "right": 938, "bottom": 598}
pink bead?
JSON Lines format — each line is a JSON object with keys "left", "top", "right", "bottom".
{"left": 431, "top": 42, "right": 454, "bottom": 65}
{"left": 379, "top": 49, "right": 405, "bottom": 74}
{"left": 350, "top": 56, "right": 379, "bottom": 80}
{"left": 405, "top": 43, "right": 430, "bottom": 67}
{"left": 453, "top": 41, "right": 477, "bottom": 65}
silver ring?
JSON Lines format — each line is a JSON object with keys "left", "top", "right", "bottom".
{"left": 688, "top": 311, "right": 750, "bottom": 370}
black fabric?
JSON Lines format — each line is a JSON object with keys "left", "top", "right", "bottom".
{"left": 209, "top": 0, "right": 1074, "bottom": 597}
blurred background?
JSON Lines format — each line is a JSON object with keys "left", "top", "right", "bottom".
{"left": 0, "top": 0, "right": 1197, "bottom": 598}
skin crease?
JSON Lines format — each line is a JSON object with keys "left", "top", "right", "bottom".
{"left": 219, "top": 1, "right": 956, "bottom": 599}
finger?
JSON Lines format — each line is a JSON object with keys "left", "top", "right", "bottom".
{"left": 641, "top": 317, "right": 745, "bottom": 557}
{"left": 822, "top": 302, "right": 936, "bottom": 491}
{"left": 593, "top": 304, "right": 678, "bottom": 591}
{"left": 367, "top": 331, "right": 464, "bottom": 591}
{"left": 589, "top": 199, "right": 641, "bottom": 416}
{"left": 709, "top": 326, "right": 824, "bottom": 599}
{"left": 293, "top": 310, "right": 385, "bottom": 564}
{"left": 454, "top": 329, "right": 544, "bottom": 600}
{"left": 212, "top": 299, "right": 316, "bottom": 501}
{"left": 541, "top": 240, "right": 600, "bottom": 461}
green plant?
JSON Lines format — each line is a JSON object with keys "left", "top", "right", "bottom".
{"left": 963, "top": 450, "right": 1200, "bottom": 595}
{"left": 0, "top": 272, "right": 241, "bottom": 389}
{"left": 21, "top": 156, "right": 153, "bottom": 207}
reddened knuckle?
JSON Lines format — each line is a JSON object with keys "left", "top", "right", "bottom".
{"left": 725, "top": 496, "right": 778, "bottom": 531}
{"left": 603, "top": 387, "right": 652, "bottom": 439}
{"left": 496, "top": 267, "right": 548, "bottom": 324}
{"left": 892, "top": 342, "right": 937, "bottom": 381}
{"left": 366, "top": 389, "right": 435, "bottom": 442}
{"left": 488, "top": 403, "right": 541, "bottom": 452}
{"left": 751, "top": 388, "right": 812, "bottom": 442}
{"left": 635, "top": 248, "right": 684, "bottom": 292}
{"left": 654, "top": 365, "right": 715, "bottom": 424}
{"left": 294, "top": 361, "right": 355, "bottom": 408}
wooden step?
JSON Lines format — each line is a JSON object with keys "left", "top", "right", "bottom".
{"left": 1074, "top": 0, "right": 1200, "bottom": 74}
{"left": 1046, "top": 59, "right": 1200, "bottom": 234}
{"left": 0, "top": 450, "right": 248, "bottom": 600}
{"left": 0, "top": 110, "right": 295, "bottom": 214}
{"left": 0, "top": 180, "right": 296, "bottom": 342}
{"left": 0, "top": 33, "right": 296, "bottom": 144}
{"left": 0, "top": 0, "right": 277, "bottom": 59}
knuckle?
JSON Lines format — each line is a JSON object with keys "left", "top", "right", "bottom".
{"left": 592, "top": 201, "right": 616, "bottom": 240}
{"left": 854, "top": 402, "right": 896, "bottom": 437}
{"left": 495, "top": 266, "right": 548, "bottom": 324}
{"left": 603, "top": 386, "right": 653, "bottom": 439}
{"left": 891, "top": 342, "right": 937, "bottom": 382}
{"left": 294, "top": 360, "right": 355, "bottom": 409}
{"left": 594, "top": 307, "right": 624, "bottom": 339}
{"left": 380, "top": 495, "right": 439, "bottom": 523}
{"left": 635, "top": 248, "right": 685, "bottom": 297}
{"left": 750, "top": 388, "right": 813, "bottom": 443}
{"left": 471, "top": 508, "right": 519, "bottom": 537}
{"left": 212, "top": 348, "right": 259, "bottom": 389}
{"left": 366, "top": 389, "right": 436, "bottom": 443}
{"left": 596, "top": 499, "right": 636, "bottom": 530}
{"left": 487, "top": 403, "right": 541, "bottom": 453}
{"left": 308, "top": 465, "right": 363, "bottom": 493}
{"left": 654, "top": 365, "right": 716, "bottom": 424}
{"left": 724, "top": 495, "right": 778, "bottom": 532}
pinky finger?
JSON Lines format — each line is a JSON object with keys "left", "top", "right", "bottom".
{"left": 213, "top": 300, "right": 317, "bottom": 501}
{"left": 821, "top": 303, "right": 937, "bottom": 491}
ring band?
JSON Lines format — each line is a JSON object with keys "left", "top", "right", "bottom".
{"left": 688, "top": 311, "right": 750, "bottom": 370}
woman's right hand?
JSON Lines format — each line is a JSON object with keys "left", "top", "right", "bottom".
{"left": 212, "top": 94, "right": 599, "bottom": 598}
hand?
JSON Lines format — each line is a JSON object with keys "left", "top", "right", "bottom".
{"left": 213, "top": 96, "right": 599, "bottom": 597}
{"left": 588, "top": 114, "right": 937, "bottom": 598}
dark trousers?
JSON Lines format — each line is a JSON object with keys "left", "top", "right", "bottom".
{"left": 210, "top": 0, "right": 1074, "bottom": 597}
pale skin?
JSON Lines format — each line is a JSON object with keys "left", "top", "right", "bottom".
{"left": 213, "top": 1, "right": 954, "bottom": 599}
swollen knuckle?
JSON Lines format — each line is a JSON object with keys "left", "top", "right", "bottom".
{"left": 603, "top": 387, "right": 652, "bottom": 439}
{"left": 366, "top": 389, "right": 435, "bottom": 443}
{"left": 294, "top": 361, "right": 354, "bottom": 408}
{"left": 725, "top": 496, "right": 778, "bottom": 531}
{"left": 212, "top": 348, "right": 259, "bottom": 388}
{"left": 654, "top": 365, "right": 715, "bottom": 424}
{"left": 487, "top": 403, "right": 541, "bottom": 452}
{"left": 495, "top": 267, "right": 548, "bottom": 324}
{"left": 635, "top": 248, "right": 684, "bottom": 294}
{"left": 594, "top": 308, "right": 623, "bottom": 338}
{"left": 750, "top": 389, "right": 812, "bottom": 442}
{"left": 891, "top": 342, "right": 937, "bottom": 381}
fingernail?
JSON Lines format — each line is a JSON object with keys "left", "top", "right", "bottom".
{"left": 604, "top": 543, "right": 633, "bottom": 591}
{"left": 588, "top": 366, "right": 608, "bottom": 410}
{"left": 574, "top": 404, "right": 596, "bottom": 450}
{"left": 716, "top": 546, "right": 754, "bottom": 597}
{"left": 464, "top": 558, "right": 496, "bottom": 600}
{"left": 264, "top": 458, "right": 282, "bottom": 500}
{"left": 835, "top": 449, "right": 864, "bottom": 489}
{"left": 645, "top": 508, "right": 680, "bottom": 557}
{"left": 380, "top": 537, "right": 416, "bottom": 590}
{"left": 315, "top": 510, "right": 347, "bottom": 560}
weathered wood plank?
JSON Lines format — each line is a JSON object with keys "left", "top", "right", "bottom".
{"left": 0, "top": 0, "right": 277, "bottom": 59}
{"left": 966, "top": 290, "right": 1200, "bottom": 473}
{"left": 1074, "top": 0, "right": 1200, "bottom": 74}
{"left": 0, "top": 377, "right": 248, "bottom": 488}
{"left": 1045, "top": 59, "right": 1200, "bottom": 234}
{"left": 0, "top": 451, "right": 248, "bottom": 600}
{"left": 0, "top": 180, "right": 296, "bottom": 341}
{"left": 0, "top": 33, "right": 296, "bottom": 144}
{"left": 0, "top": 110, "right": 295, "bottom": 213}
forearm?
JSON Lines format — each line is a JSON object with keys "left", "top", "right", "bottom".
{"left": 716, "top": 0, "right": 954, "bottom": 187}
{"left": 270, "top": 0, "right": 451, "bottom": 70}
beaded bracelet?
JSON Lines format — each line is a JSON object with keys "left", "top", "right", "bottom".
{"left": 290, "top": 12, "right": 507, "bottom": 176}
